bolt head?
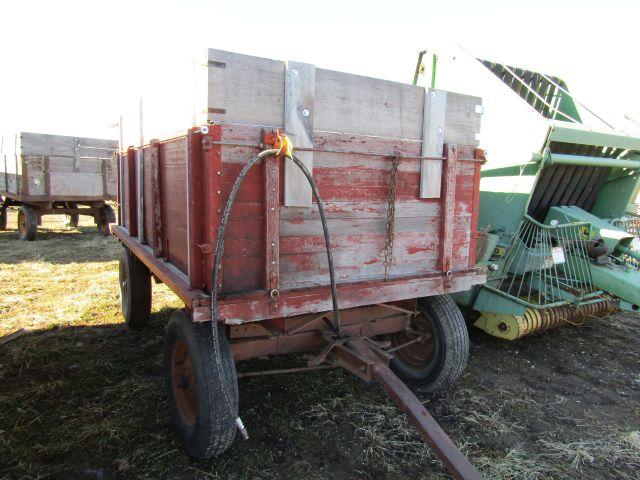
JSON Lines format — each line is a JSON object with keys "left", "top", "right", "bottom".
{"left": 302, "top": 108, "right": 310, "bottom": 117}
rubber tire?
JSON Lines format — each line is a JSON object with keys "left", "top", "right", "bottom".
{"left": 97, "top": 204, "right": 116, "bottom": 236}
{"left": 0, "top": 207, "right": 6, "bottom": 231}
{"left": 164, "top": 310, "right": 239, "bottom": 459}
{"left": 119, "top": 247, "right": 152, "bottom": 328}
{"left": 389, "top": 295, "right": 469, "bottom": 393}
{"left": 17, "top": 205, "right": 38, "bottom": 241}
{"left": 65, "top": 202, "right": 79, "bottom": 228}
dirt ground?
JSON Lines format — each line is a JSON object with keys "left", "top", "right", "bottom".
{"left": 0, "top": 209, "right": 639, "bottom": 480}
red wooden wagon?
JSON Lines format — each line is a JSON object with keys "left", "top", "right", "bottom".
{"left": 112, "top": 50, "right": 487, "bottom": 479}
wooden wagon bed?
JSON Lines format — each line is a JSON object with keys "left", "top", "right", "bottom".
{"left": 1, "top": 132, "right": 117, "bottom": 202}
{"left": 113, "top": 49, "right": 487, "bottom": 324}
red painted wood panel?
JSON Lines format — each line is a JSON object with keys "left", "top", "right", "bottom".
{"left": 159, "top": 138, "right": 189, "bottom": 275}
{"left": 120, "top": 122, "right": 482, "bottom": 304}
{"left": 218, "top": 141, "right": 264, "bottom": 294}
{"left": 212, "top": 125, "right": 480, "bottom": 291}
{"left": 142, "top": 146, "right": 155, "bottom": 248}
{"left": 123, "top": 147, "right": 137, "bottom": 235}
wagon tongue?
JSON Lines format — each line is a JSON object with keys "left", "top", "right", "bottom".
{"left": 309, "top": 336, "right": 483, "bottom": 480}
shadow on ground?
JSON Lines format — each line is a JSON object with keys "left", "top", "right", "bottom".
{"left": 1, "top": 309, "right": 639, "bottom": 480}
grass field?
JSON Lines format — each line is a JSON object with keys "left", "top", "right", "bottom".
{"left": 1, "top": 209, "right": 639, "bottom": 479}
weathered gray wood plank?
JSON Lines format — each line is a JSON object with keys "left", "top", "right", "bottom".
{"left": 207, "top": 49, "right": 285, "bottom": 126}
{"left": 49, "top": 172, "right": 103, "bottom": 196}
{"left": 0, "top": 132, "right": 117, "bottom": 200}
{"left": 443, "top": 91, "right": 482, "bottom": 147}
{"left": 19, "top": 132, "right": 116, "bottom": 157}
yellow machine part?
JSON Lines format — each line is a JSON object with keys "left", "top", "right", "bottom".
{"left": 474, "top": 300, "right": 618, "bottom": 340}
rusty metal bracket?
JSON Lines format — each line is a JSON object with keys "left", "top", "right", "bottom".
{"left": 197, "top": 243, "right": 215, "bottom": 254}
{"left": 312, "top": 335, "right": 483, "bottom": 480}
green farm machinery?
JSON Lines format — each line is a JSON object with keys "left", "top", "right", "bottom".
{"left": 415, "top": 50, "right": 640, "bottom": 339}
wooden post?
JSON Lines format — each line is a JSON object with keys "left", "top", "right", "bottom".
{"left": 150, "top": 139, "right": 163, "bottom": 257}
{"left": 136, "top": 148, "right": 144, "bottom": 242}
{"left": 118, "top": 115, "right": 124, "bottom": 225}
{"left": 468, "top": 159, "right": 482, "bottom": 268}
{"left": 44, "top": 157, "right": 50, "bottom": 196}
{"left": 264, "top": 154, "right": 280, "bottom": 297}
{"left": 73, "top": 137, "right": 80, "bottom": 172}
{"left": 203, "top": 126, "right": 222, "bottom": 293}
{"left": 137, "top": 98, "right": 145, "bottom": 242}
{"left": 126, "top": 147, "right": 138, "bottom": 237}
{"left": 440, "top": 144, "right": 458, "bottom": 273}
{"left": 101, "top": 158, "right": 108, "bottom": 197}
{"left": 21, "top": 155, "right": 29, "bottom": 196}
{"left": 187, "top": 129, "right": 204, "bottom": 289}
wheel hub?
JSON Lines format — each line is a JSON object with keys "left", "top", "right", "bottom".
{"left": 390, "top": 312, "right": 437, "bottom": 368}
{"left": 171, "top": 340, "right": 198, "bottom": 426}
{"left": 18, "top": 210, "right": 26, "bottom": 236}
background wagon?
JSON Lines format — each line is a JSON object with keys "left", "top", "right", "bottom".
{"left": 0, "top": 132, "right": 117, "bottom": 240}
{"left": 113, "top": 49, "right": 487, "bottom": 479}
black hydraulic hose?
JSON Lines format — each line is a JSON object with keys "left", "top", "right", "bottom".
{"left": 210, "top": 149, "right": 343, "bottom": 438}
{"left": 211, "top": 149, "right": 342, "bottom": 332}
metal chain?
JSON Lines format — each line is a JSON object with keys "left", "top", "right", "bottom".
{"left": 382, "top": 151, "right": 401, "bottom": 279}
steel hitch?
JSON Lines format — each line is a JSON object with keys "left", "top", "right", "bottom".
{"left": 310, "top": 335, "right": 484, "bottom": 480}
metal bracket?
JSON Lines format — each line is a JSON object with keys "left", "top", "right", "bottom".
{"left": 420, "top": 89, "right": 447, "bottom": 198}
{"left": 284, "top": 61, "right": 315, "bottom": 207}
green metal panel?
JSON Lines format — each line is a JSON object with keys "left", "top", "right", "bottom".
{"left": 591, "top": 153, "right": 640, "bottom": 218}
{"left": 589, "top": 262, "right": 640, "bottom": 308}
{"left": 545, "top": 153, "right": 640, "bottom": 169}
{"left": 472, "top": 287, "right": 529, "bottom": 316}
{"left": 549, "top": 125, "right": 640, "bottom": 151}
{"left": 544, "top": 206, "right": 633, "bottom": 251}
{"left": 477, "top": 191, "right": 530, "bottom": 233}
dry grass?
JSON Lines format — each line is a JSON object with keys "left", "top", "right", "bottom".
{"left": 0, "top": 209, "right": 180, "bottom": 336}
{"left": 1, "top": 207, "right": 639, "bottom": 479}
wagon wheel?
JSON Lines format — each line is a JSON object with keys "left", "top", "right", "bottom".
{"left": 164, "top": 310, "right": 238, "bottom": 458}
{"left": 119, "top": 247, "right": 152, "bottom": 328}
{"left": 64, "top": 202, "right": 79, "bottom": 228}
{"left": 0, "top": 206, "right": 6, "bottom": 231}
{"left": 17, "top": 205, "right": 38, "bottom": 241}
{"left": 96, "top": 204, "right": 116, "bottom": 236}
{"left": 388, "top": 295, "right": 469, "bottom": 393}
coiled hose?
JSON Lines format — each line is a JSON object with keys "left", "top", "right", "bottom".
{"left": 210, "top": 149, "right": 342, "bottom": 439}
